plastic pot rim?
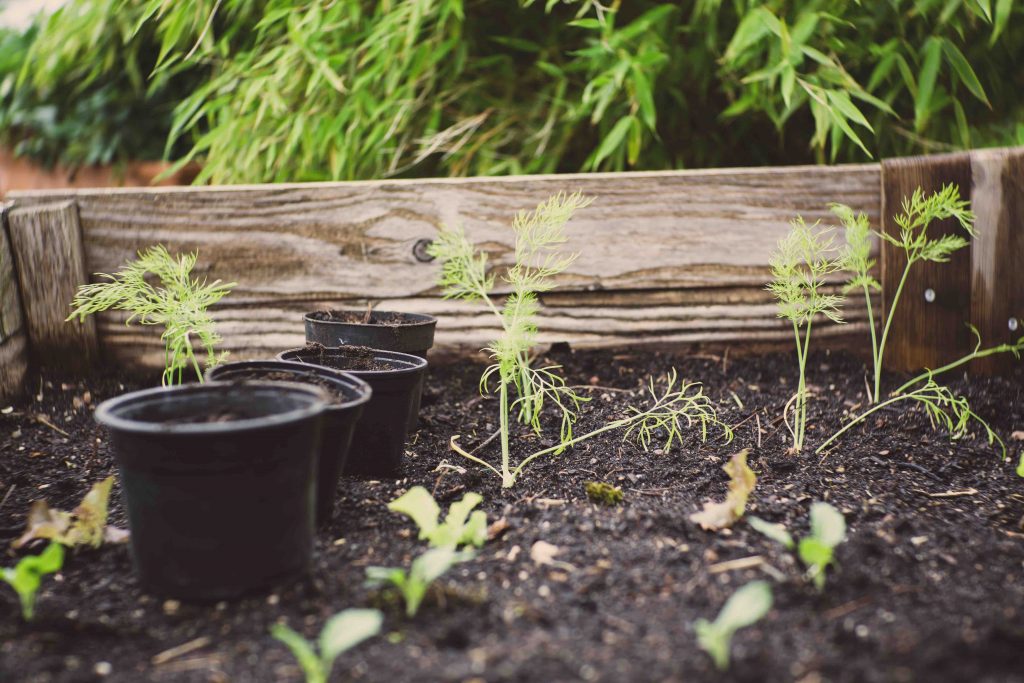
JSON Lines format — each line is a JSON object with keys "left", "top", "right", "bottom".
{"left": 205, "top": 360, "right": 373, "bottom": 413}
{"left": 303, "top": 310, "right": 437, "bottom": 330}
{"left": 276, "top": 346, "right": 428, "bottom": 380}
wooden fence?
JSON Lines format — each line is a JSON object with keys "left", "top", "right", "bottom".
{"left": 1, "top": 147, "right": 1021, "bottom": 402}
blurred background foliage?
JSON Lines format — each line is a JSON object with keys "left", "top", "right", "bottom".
{"left": 3, "top": 0, "right": 1022, "bottom": 182}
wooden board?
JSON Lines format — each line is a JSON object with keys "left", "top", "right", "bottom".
{"left": 9, "top": 164, "right": 881, "bottom": 371}
{"left": 0, "top": 202, "right": 28, "bottom": 403}
{"left": 6, "top": 201, "right": 98, "bottom": 373}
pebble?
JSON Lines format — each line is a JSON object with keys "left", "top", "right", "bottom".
{"left": 163, "top": 599, "right": 180, "bottom": 615}
{"left": 94, "top": 662, "right": 113, "bottom": 676}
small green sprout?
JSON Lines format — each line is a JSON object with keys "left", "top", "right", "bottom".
{"left": 584, "top": 481, "right": 623, "bottom": 506}
{"left": 271, "top": 608, "right": 383, "bottom": 683}
{"left": 67, "top": 246, "right": 235, "bottom": 385}
{"left": 387, "top": 487, "right": 487, "bottom": 549}
{"left": 365, "top": 548, "right": 473, "bottom": 617}
{"left": 2, "top": 542, "right": 64, "bottom": 621}
{"left": 767, "top": 218, "right": 844, "bottom": 451}
{"left": 694, "top": 580, "right": 773, "bottom": 671}
{"left": 746, "top": 516, "right": 794, "bottom": 549}
{"left": 799, "top": 502, "right": 847, "bottom": 590}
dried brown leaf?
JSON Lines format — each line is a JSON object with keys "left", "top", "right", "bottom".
{"left": 690, "top": 449, "right": 756, "bottom": 531}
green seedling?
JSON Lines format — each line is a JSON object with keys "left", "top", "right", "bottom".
{"left": 584, "top": 481, "right": 623, "bottom": 506}
{"left": 751, "top": 503, "right": 846, "bottom": 590}
{"left": 767, "top": 218, "right": 844, "bottom": 451}
{"left": 13, "top": 477, "right": 128, "bottom": 549}
{"left": 2, "top": 542, "right": 64, "bottom": 620}
{"left": 694, "top": 580, "right": 773, "bottom": 671}
{"left": 365, "top": 547, "right": 473, "bottom": 617}
{"left": 68, "top": 246, "right": 235, "bottom": 385}
{"left": 835, "top": 184, "right": 974, "bottom": 403}
{"left": 431, "top": 193, "right": 732, "bottom": 487}
{"left": 387, "top": 487, "right": 487, "bottom": 549}
{"left": 271, "top": 608, "right": 383, "bottom": 683}
{"left": 746, "top": 516, "right": 794, "bottom": 549}
{"left": 690, "top": 449, "right": 756, "bottom": 531}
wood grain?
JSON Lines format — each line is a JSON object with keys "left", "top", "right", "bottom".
{"left": 9, "top": 165, "right": 881, "bottom": 371}
{"left": 0, "top": 202, "right": 28, "bottom": 402}
{"left": 881, "top": 153, "right": 974, "bottom": 373}
{"left": 969, "top": 148, "right": 1024, "bottom": 374}
{"left": 7, "top": 201, "right": 98, "bottom": 373}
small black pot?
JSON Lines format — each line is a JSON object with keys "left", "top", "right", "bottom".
{"left": 95, "top": 381, "right": 329, "bottom": 601}
{"left": 277, "top": 345, "right": 427, "bottom": 477}
{"left": 206, "top": 361, "right": 372, "bottom": 525}
{"left": 303, "top": 310, "right": 437, "bottom": 358}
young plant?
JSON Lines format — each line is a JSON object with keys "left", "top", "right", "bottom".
{"left": 365, "top": 548, "right": 473, "bottom": 617}
{"left": 67, "top": 246, "right": 235, "bottom": 385}
{"left": 387, "top": 487, "right": 487, "bottom": 549}
{"left": 2, "top": 542, "right": 64, "bottom": 621}
{"left": 584, "top": 481, "right": 623, "bottom": 506}
{"left": 750, "top": 502, "right": 846, "bottom": 591}
{"left": 694, "top": 580, "right": 773, "bottom": 671}
{"left": 430, "top": 196, "right": 732, "bottom": 486}
{"left": 13, "top": 477, "right": 128, "bottom": 549}
{"left": 690, "top": 449, "right": 756, "bottom": 531}
{"left": 271, "top": 609, "right": 383, "bottom": 683}
{"left": 767, "top": 218, "right": 845, "bottom": 451}
{"left": 836, "top": 184, "right": 974, "bottom": 403}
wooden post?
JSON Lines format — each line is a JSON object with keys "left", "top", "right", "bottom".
{"left": 0, "top": 202, "right": 29, "bottom": 403}
{"left": 880, "top": 146, "right": 1024, "bottom": 375}
{"left": 7, "top": 201, "right": 98, "bottom": 374}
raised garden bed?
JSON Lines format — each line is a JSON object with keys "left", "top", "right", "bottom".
{"left": 1, "top": 347, "right": 1022, "bottom": 681}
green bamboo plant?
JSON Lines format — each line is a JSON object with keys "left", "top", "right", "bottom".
{"left": 767, "top": 218, "right": 844, "bottom": 451}
{"left": 428, "top": 191, "right": 732, "bottom": 487}
{"left": 67, "top": 246, "right": 234, "bottom": 385}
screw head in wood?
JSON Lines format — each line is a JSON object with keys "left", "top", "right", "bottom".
{"left": 1010, "top": 317, "right": 1020, "bottom": 332}
{"left": 924, "top": 288, "right": 936, "bottom": 303}
{"left": 412, "top": 238, "right": 435, "bottom": 263}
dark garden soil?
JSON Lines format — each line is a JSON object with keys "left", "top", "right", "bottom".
{"left": 291, "top": 344, "right": 400, "bottom": 372}
{"left": 307, "top": 311, "right": 421, "bottom": 327}
{"left": 1, "top": 348, "right": 1023, "bottom": 683}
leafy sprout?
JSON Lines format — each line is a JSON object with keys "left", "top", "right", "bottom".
{"left": 767, "top": 217, "right": 844, "bottom": 451}
{"left": 365, "top": 548, "right": 473, "bottom": 618}
{"left": 694, "top": 580, "right": 773, "bottom": 671}
{"left": 2, "top": 542, "right": 64, "bottom": 621}
{"left": 387, "top": 487, "right": 487, "bottom": 550}
{"left": 271, "top": 609, "right": 383, "bottom": 683}
{"left": 798, "top": 502, "right": 846, "bottom": 591}
{"left": 67, "top": 246, "right": 235, "bottom": 385}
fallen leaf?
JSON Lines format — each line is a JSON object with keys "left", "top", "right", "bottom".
{"left": 690, "top": 450, "right": 756, "bottom": 531}
{"left": 12, "top": 477, "right": 129, "bottom": 549}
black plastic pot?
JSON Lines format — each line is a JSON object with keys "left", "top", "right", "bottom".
{"left": 277, "top": 345, "right": 428, "bottom": 477}
{"left": 206, "top": 361, "right": 372, "bottom": 525}
{"left": 303, "top": 310, "right": 437, "bottom": 358}
{"left": 95, "top": 381, "right": 329, "bottom": 601}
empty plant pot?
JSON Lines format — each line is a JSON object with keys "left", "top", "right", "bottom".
{"left": 277, "top": 345, "right": 428, "bottom": 477}
{"left": 206, "top": 361, "right": 372, "bottom": 525}
{"left": 95, "top": 381, "right": 329, "bottom": 601}
{"left": 303, "top": 310, "right": 437, "bottom": 359}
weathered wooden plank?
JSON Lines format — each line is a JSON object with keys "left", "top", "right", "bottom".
{"left": 969, "top": 148, "right": 1024, "bottom": 374}
{"left": 7, "top": 201, "right": 98, "bottom": 373}
{"left": 9, "top": 164, "right": 881, "bottom": 368}
{"left": 0, "top": 202, "right": 29, "bottom": 403}
{"left": 881, "top": 153, "right": 974, "bottom": 373}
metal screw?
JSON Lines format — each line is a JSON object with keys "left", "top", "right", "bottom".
{"left": 412, "top": 238, "right": 435, "bottom": 263}
{"left": 1010, "top": 317, "right": 1020, "bottom": 332}
{"left": 924, "top": 288, "right": 936, "bottom": 303}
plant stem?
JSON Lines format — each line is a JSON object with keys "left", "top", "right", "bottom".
{"left": 862, "top": 282, "right": 879, "bottom": 404}
{"left": 499, "top": 379, "right": 514, "bottom": 488}
{"left": 512, "top": 417, "right": 631, "bottom": 479}
{"left": 893, "top": 341, "right": 1021, "bottom": 395}
{"left": 875, "top": 260, "right": 911, "bottom": 402}
{"left": 815, "top": 390, "right": 914, "bottom": 455}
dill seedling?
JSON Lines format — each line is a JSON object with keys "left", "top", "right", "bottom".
{"left": 429, "top": 193, "right": 731, "bottom": 487}
{"left": 767, "top": 218, "right": 844, "bottom": 451}
{"left": 835, "top": 184, "right": 974, "bottom": 403}
{"left": 67, "top": 246, "right": 235, "bottom": 385}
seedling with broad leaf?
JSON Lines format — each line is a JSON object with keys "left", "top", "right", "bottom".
{"left": 694, "top": 580, "right": 773, "bottom": 671}
{"left": 429, "top": 195, "right": 732, "bottom": 486}
{"left": 2, "top": 542, "right": 64, "bottom": 621}
{"left": 749, "top": 502, "right": 846, "bottom": 590}
{"left": 271, "top": 608, "right": 383, "bottom": 683}
{"left": 387, "top": 487, "right": 487, "bottom": 549}
{"left": 767, "top": 218, "right": 844, "bottom": 451}
{"left": 365, "top": 548, "right": 474, "bottom": 617}
{"left": 690, "top": 449, "right": 756, "bottom": 531}
{"left": 68, "top": 246, "right": 234, "bottom": 385}
{"left": 834, "top": 184, "right": 974, "bottom": 403}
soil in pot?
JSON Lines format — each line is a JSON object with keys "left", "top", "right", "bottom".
{"left": 277, "top": 344, "right": 428, "bottom": 477}
{"left": 206, "top": 361, "right": 372, "bottom": 525}
{"left": 94, "top": 381, "right": 329, "bottom": 601}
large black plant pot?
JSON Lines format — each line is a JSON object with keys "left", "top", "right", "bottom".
{"left": 95, "top": 381, "right": 329, "bottom": 601}
{"left": 277, "top": 345, "right": 427, "bottom": 477}
{"left": 207, "top": 361, "right": 371, "bottom": 525}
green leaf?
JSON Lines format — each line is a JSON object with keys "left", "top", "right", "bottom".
{"left": 809, "top": 502, "right": 846, "bottom": 548}
{"left": 940, "top": 39, "right": 991, "bottom": 107}
{"left": 1, "top": 542, "right": 65, "bottom": 621}
{"left": 915, "top": 37, "right": 943, "bottom": 133}
{"left": 319, "top": 609, "right": 383, "bottom": 664}
{"left": 991, "top": 0, "right": 1013, "bottom": 44}
{"left": 695, "top": 581, "right": 773, "bottom": 671}
{"left": 747, "top": 516, "right": 794, "bottom": 549}
{"left": 387, "top": 487, "right": 440, "bottom": 541}
{"left": 797, "top": 537, "right": 833, "bottom": 567}
{"left": 272, "top": 624, "right": 325, "bottom": 683}
{"left": 589, "top": 115, "right": 634, "bottom": 170}
{"left": 1016, "top": 452, "right": 1023, "bottom": 478}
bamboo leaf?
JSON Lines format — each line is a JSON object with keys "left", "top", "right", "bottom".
{"left": 941, "top": 38, "right": 991, "bottom": 107}
{"left": 915, "top": 37, "right": 943, "bottom": 132}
